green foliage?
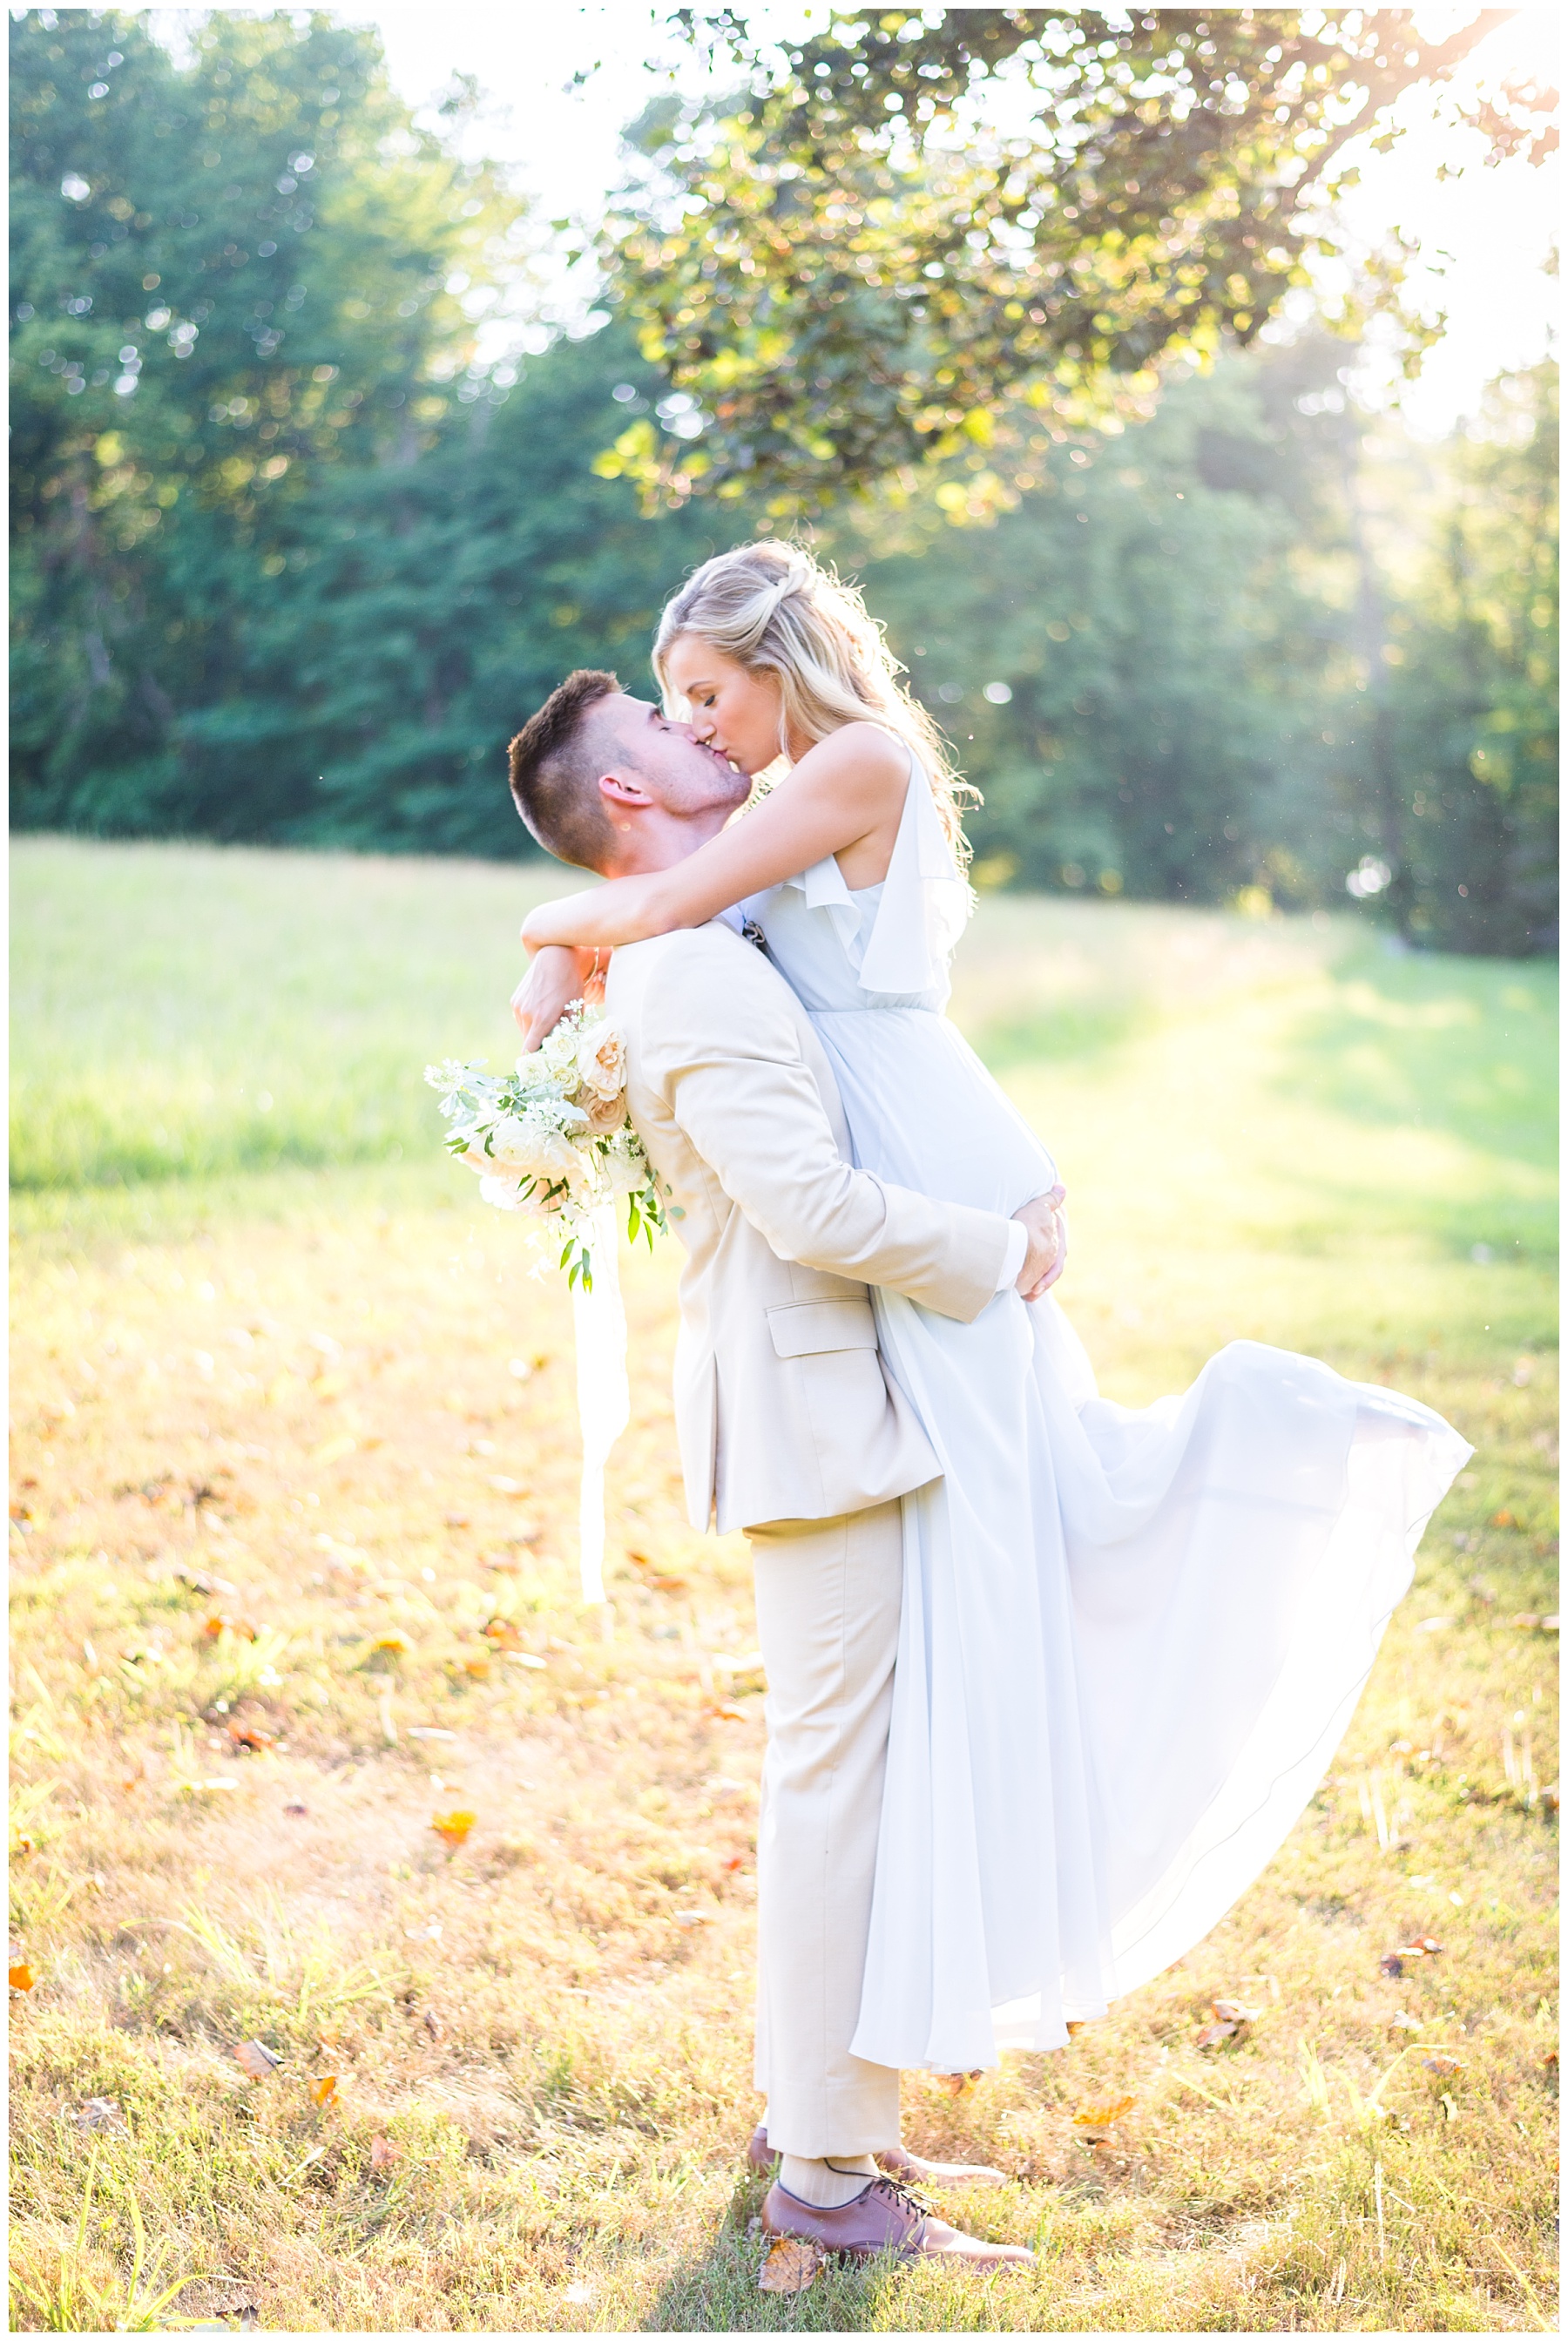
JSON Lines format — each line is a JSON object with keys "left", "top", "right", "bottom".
{"left": 843, "top": 344, "right": 1558, "bottom": 952}
{"left": 10, "top": 7, "right": 525, "bottom": 827}
{"left": 9, "top": 14, "right": 1555, "bottom": 952}
{"left": 609, "top": 8, "right": 1548, "bottom": 513}
{"left": 1382, "top": 366, "right": 1559, "bottom": 954}
{"left": 852, "top": 343, "right": 1347, "bottom": 907}
{"left": 169, "top": 324, "right": 740, "bottom": 855}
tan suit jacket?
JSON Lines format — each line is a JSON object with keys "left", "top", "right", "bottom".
{"left": 605, "top": 921, "right": 1011, "bottom": 1534}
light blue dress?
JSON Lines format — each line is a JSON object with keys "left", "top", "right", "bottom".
{"left": 745, "top": 748, "right": 1470, "bottom": 2072}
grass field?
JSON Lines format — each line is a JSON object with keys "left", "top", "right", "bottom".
{"left": 9, "top": 837, "right": 1558, "bottom": 2334}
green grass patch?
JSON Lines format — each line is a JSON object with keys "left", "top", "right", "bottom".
{"left": 10, "top": 837, "right": 576, "bottom": 1192}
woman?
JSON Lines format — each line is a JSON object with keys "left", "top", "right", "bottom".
{"left": 517, "top": 542, "right": 1469, "bottom": 2071}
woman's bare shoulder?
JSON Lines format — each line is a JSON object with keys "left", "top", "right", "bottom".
{"left": 794, "top": 721, "right": 910, "bottom": 796}
{"left": 813, "top": 719, "right": 909, "bottom": 768}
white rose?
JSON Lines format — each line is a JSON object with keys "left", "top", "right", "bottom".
{"left": 575, "top": 1021, "right": 626, "bottom": 1101}
{"left": 603, "top": 1147, "right": 645, "bottom": 1196}
{"left": 485, "top": 1113, "right": 580, "bottom": 1184}
{"left": 534, "top": 1025, "right": 582, "bottom": 1084}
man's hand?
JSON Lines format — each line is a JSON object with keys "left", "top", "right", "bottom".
{"left": 511, "top": 944, "right": 601, "bottom": 1052}
{"left": 1011, "top": 1185, "right": 1068, "bottom": 1301}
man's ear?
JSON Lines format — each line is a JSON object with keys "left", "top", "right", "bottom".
{"left": 598, "top": 768, "right": 655, "bottom": 814}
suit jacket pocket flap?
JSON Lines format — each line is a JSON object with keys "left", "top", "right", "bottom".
{"left": 766, "top": 1299, "right": 879, "bottom": 1359}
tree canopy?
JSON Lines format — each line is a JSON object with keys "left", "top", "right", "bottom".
{"left": 600, "top": 7, "right": 1552, "bottom": 514}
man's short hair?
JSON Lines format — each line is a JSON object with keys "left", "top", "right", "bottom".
{"left": 508, "top": 668, "right": 624, "bottom": 869}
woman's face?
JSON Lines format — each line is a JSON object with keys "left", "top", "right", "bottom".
{"left": 663, "top": 634, "right": 788, "bottom": 775}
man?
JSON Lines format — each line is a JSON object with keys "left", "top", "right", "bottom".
{"left": 506, "top": 672, "right": 1057, "bottom": 2268}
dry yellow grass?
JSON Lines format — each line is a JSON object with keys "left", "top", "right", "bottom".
{"left": 9, "top": 843, "right": 1558, "bottom": 2332}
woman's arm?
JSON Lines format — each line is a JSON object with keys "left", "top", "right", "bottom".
{"left": 520, "top": 722, "right": 909, "bottom": 955}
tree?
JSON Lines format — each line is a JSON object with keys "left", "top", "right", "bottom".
{"left": 1382, "top": 363, "right": 1558, "bottom": 953}
{"left": 169, "top": 323, "right": 747, "bottom": 856}
{"left": 841, "top": 338, "right": 1356, "bottom": 908}
{"left": 601, "top": 7, "right": 1551, "bottom": 514}
{"left": 10, "top": 8, "right": 522, "bottom": 823}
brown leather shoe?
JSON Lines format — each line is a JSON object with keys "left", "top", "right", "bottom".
{"left": 747, "top": 2124, "right": 1005, "bottom": 2187}
{"left": 761, "top": 2174, "right": 1033, "bottom": 2265}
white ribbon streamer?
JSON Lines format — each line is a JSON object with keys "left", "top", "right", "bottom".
{"left": 571, "top": 1201, "right": 629, "bottom": 1605}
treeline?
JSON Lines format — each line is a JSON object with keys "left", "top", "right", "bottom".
{"left": 11, "top": 12, "right": 1558, "bottom": 953}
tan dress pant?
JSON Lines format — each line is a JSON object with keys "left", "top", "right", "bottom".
{"left": 747, "top": 1498, "right": 904, "bottom": 2158}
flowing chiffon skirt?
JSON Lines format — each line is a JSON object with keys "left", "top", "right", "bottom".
{"left": 746, "top": 758, "right": 1469, "bottom": 2071}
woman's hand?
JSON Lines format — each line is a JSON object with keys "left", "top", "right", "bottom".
{"left": 511, "top": 944, "right": 600, "bottom": 1052}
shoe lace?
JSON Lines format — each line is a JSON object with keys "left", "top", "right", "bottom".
{"left": 867, "top": 2171, "right": 934, "bottom": 2222}
{"left": 822, "top": 2162, "right": 932, "bottom": 2222}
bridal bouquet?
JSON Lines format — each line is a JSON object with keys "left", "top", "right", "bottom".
{"left": 425, "top": 1004, "right": 664, "bottom": 1288}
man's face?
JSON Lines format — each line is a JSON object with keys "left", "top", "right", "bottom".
{"left": 597, "top": 693, "right": 751, "bottom": 819}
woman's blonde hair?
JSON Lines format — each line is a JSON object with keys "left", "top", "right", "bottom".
{"left": 652, "top": 542, "right": 977, "bottom": 865}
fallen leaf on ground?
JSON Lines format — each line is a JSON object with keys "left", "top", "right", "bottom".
{"left": 1211, "top": 1998, "right": 1262, "bottom": 2025}
{"left": 1398, "top": 1937, "right": 1444, "bottom": 1958}
{"left": 463, "top": 1657, "right": 493, "bottom": 1679}
{"left": 930, "top": 2068, "right": 984, "bottom": 2098}
{"left": 422, "top": 2010, "right": 444, "bottom": 2040}
{"left": 723, "top": 1854, "right": 744, "bottom": 1871}
{"left": 704, "top": 1704, "right": 746, "bottom": 1723}
{"left": 649, "top": 1574, "right": 689, "bottom": 1593}
{"left": 1423, "top": 2053, "right": 1463, "bottom": 2075}
{"left": 227, "top": 1721, "right": 274, "bottom": 1753}
{"left": 483, "top": 1618, "right": 524, "bottom": 1649}
{"left": 1072, "top": 2094, "right": 1136, "bottom": 2138}
{"left": 1196, "top": 2020, "right": 1240, "bottom": 2049}
{"left": 176, "top": 1566, "right": 238, "bottom": 1597}
{"left": 369, "top": 1634, "right": 408, "bottom": 1656}
{"left": 10, "top": 1964, "right": 36, "bottom": 1993}
{"left": 283, "top": 1801, "right": 308, "bottom": 1817}
{"left": 14, "top": 1833, "right": 37, "bottom": 1857}
{"left": 431, "top": 1809, "right": 476, "bottom": 1848}
{"left": 71, "top": 2097, "right": 125, "bottom": 2132}
{"left": 369, "top": 2135, "right": 399, "bottom": 2171}
{"left": 759, "top": 2237, "right": 823, "bottom": 2294}
{"left": 1379, "top": 1952, "right": 1406, "bottom": 1978}
{"left": 233, "top": 2040, "right": 281, "bottom": 2079}
{"left": 1490, "top": 1508, "right": 1517, "bottom": 1528}
{"left": 310, "top": 2074, "right": 338, "bottom": 2107}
